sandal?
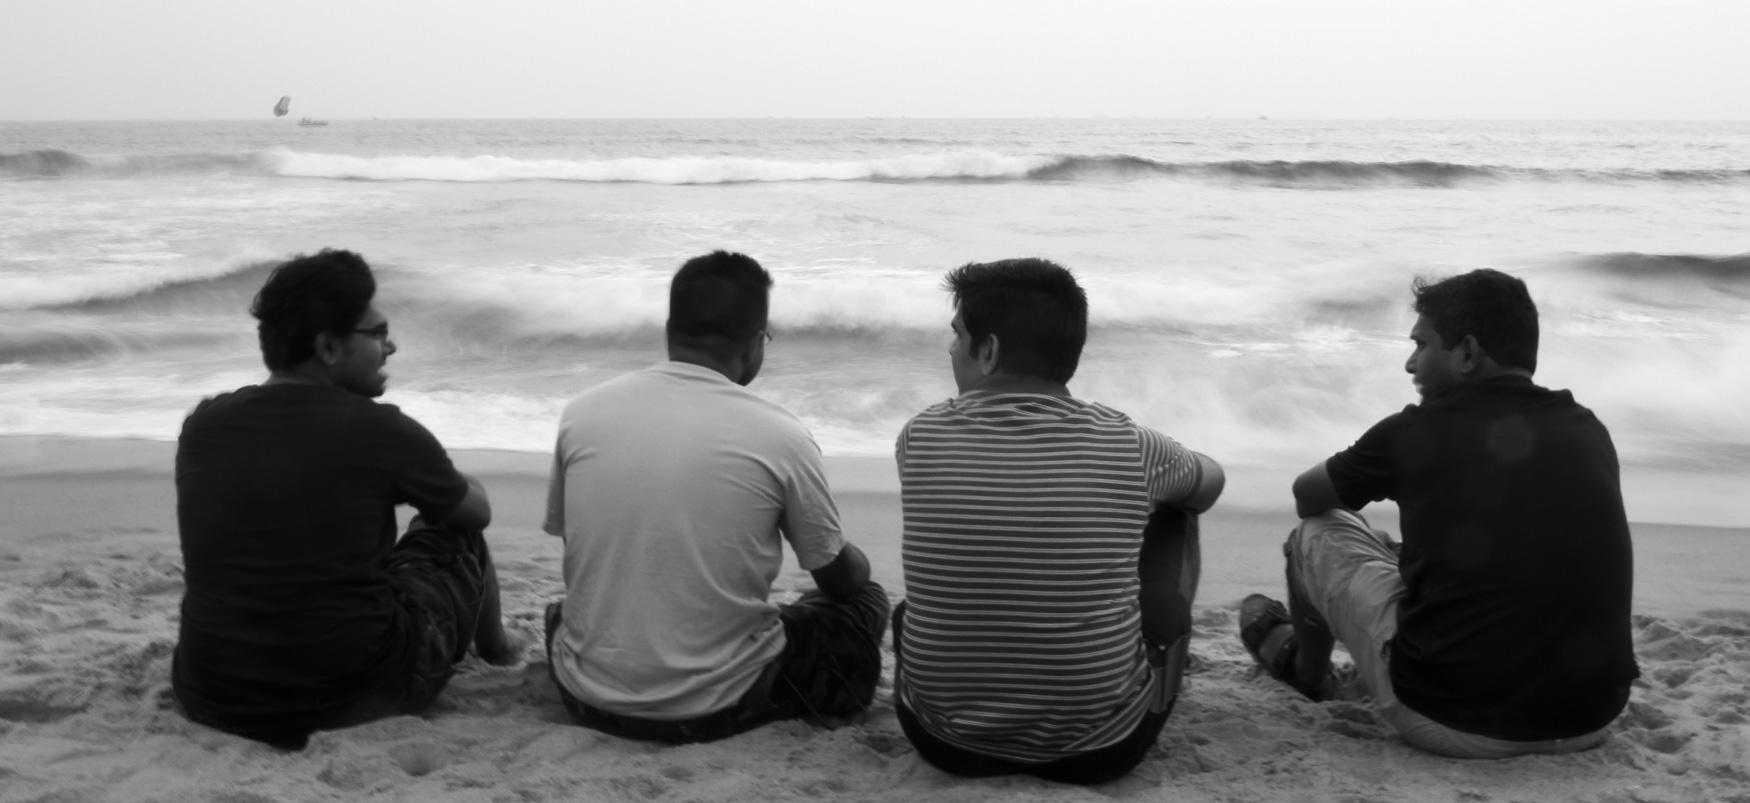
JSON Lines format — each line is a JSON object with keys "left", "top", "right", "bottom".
{"left": 1240, "top": 594, "right": 1328, "bottom": 700}
{"left": 1239, "top": 593, "right": 1292, "bottom": 666}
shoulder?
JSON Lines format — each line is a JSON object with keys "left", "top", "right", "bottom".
{"left": 564, "top": 365, "right": 655, "bottom": 404}
{"left": 1361, "top": 403, "right": 1420, "bottom": 433}
{"left": 183, "top": 388, "right": 240, "bottom": 422}
{"left": 738, "top": 390, "right": 817, "bottom": 447}
{"left": 1062, "top": 399, "right": 1171, "bottom": 450}
{"left": 363, "top": 398, "right": 429, "bottom": 430}
{"left": 903, "top": 397, "right": 961, "bottom": 427}
{"left": 1079, "top": 399, "right": 1140, "bottom": 428}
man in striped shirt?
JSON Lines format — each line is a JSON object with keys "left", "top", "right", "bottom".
{"left": 894, "top": 258, "right": 1225, "bottom": 784}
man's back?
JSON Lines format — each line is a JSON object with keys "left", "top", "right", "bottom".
{"left": 544, "top": 361, "right": 847, "bottom": 719}
{"left": 897, "top": 390, "right": 1204, "bottom": 762}
{"left": 1327, "top": 375, "right": 1637, "bottom": 739}
{"left": 174, "top": 383, "right": 468, "bottom": 732}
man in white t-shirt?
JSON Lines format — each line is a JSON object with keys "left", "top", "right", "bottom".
{"left": 542, "top": 250, "right": 888, "bottom": 743}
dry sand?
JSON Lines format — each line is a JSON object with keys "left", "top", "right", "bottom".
{"left": 1, "top": 436, "right": 1747, "bottom": 803}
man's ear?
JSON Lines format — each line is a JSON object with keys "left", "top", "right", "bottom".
{"left": 314, "top": 332, "right": 343, "bottom": 366}
{"left": 976, "top": 334, "right": 1000, "bottom": 376}
{"left": 1455, "top": 334, "right": 1483, "bottom": 374}
{"left": 740, "top": 329, "right": 765, "bottom": 366}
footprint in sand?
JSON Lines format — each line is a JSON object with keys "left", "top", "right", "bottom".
{"left": 388, "top": 742, "right": 447, "bottom": 777}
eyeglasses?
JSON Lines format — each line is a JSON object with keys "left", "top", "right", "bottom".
{"left": 351, "top": 324, "right": 391, "bottom": 340}
{"left": 760, "top": 329, "right": 773, "bottom": 344}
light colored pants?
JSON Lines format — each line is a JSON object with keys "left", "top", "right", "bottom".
{"left": 1287, "top": 510, "right": 1609, "bottom": 759}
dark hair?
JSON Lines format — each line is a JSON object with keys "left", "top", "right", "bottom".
{"left": 251, "top": 249, "right": 376, "bottom": 371}
{"left": 944, "top": 258, "right": 1088, "bottom": 383}
{"left": 666, "top": 250, "right": 772, "bottom": 355}
{"left": 1411, "top": 268, "right": 1539, "bottom": 373}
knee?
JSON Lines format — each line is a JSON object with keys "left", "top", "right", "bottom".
{"left": 1292, "top": 509, "right": 1378, "bottom": 553}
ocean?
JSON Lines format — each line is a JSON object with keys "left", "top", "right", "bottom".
{"left": 2, "top": 119, "right": 1746, "bottom": 523}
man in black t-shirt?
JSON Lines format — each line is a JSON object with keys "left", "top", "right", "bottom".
{"left": 173, "top": 249, "right": 524, "bottom": 749}
{"left": 1240, "top": 269, "right": 1637, "bottom": 758}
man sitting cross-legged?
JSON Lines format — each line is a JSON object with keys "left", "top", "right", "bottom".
{"left": 542, "top": 250, "right": 889, "bottom": 743}
{"left": 893, "top": 258, "right": 1225, "bottom": 785}
{"left": 1240, "top": 268, "right": 1638, "bottom": 758}
{"left": 173, "top": 249, "right": 523, "bottom": 749}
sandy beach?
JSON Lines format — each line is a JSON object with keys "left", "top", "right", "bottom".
{"left": 1, "top": 435, "right": 1746, "bottom": 803}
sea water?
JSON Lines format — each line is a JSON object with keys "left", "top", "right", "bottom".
{"left": 2, "top": 119, "right": 1746, "bottom": 521}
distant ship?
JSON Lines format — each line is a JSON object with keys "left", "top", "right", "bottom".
{"left": 297, "top": 117, "right": 328, "bottom": 127}
{"left": 273, "top": 96, "right": 290, "bottom": 117}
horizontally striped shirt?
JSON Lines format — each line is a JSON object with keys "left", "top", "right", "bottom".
{"left": 896, "top": 391, "right": 1203, "bottom": 763}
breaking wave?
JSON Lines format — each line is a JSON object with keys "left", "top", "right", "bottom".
{"left": 0, "top": 149, "right": 273, "bottom": 179}
{"left": 1576, "top": 252, "right": 1750, "bottom": 283}
{"left": 11, "top": 147, "right": 1750, "bottom": 187}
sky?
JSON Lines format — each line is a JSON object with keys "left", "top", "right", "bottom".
{"left": 1, "top": 0, "right": 1746, "bottom": 120}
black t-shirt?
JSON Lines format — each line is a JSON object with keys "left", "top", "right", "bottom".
{"left": 1326, "top": 375, "right": 1638, "bottom": 741}
{"left": 172, "top": 383, "right": 468, "bottom": 744}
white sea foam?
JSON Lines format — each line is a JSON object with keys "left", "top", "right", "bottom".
{"left": 269, "top": 149, "right": 1056, "bottom": 184}
{"left": 5, "top": 119, "right": 1748, "bottom": 485}
{"left": 0, "top": 253, "right": 249, "bottom": 310}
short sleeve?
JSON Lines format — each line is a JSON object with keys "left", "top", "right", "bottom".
{"left": 778, "top": 434, "right": 848, "bottom": 572}
{"left": 1137, "top": 426, "right": 1204, "bottom": 507}
{"left": 543, "top": 435, "right": 566, "bottom": 537}
{"left": 1325, "top": 409, "right": 1410, "bottom": 510}
{"left": 380, "top": 406, "right": 469, "bottom": 521}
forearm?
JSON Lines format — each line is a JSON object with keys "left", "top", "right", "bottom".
{"left": 434, "top": 472, "right": 493, "bottom": 531}
{"left": 810, "top": 542, "right": 871, "bottom": 599}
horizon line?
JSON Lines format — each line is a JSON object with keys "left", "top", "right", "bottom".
{"left": 6, "top": 115, "right": 1750, "bottom": 124}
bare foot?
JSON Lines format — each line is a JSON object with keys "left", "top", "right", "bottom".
{"left": 476, "top": 627, "right": 530, "bottom": 667}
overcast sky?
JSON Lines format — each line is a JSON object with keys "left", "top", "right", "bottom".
{"left": 2, "top": 0, "right": 1745, "bottom": 120}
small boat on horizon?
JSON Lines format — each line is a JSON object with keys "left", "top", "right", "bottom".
{"left": 297, "top": 117, "right": 328, "bottom": 127}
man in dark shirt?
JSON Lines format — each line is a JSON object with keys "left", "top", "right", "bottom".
{"left": 1240, "top": 268, "right": 1637, "bottom": 758}
{"left": 173, "top": 249, "right": 523, "bottom": 749}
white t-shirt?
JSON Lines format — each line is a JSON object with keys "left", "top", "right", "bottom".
{"left": 544, "top": 361, "right": 847, "bottom": 719}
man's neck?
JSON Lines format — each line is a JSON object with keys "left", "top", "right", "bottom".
{"left": 1469, "top": 364, "right": 1534, "bottom": 383}
{"left": 263, "top": 364, "right": 334, "bottom": 389}
{"left": 667, "top": 346, "right": 741, "bottom": 383}
{"left": 969, "top": 373, "right": 1072, "bottom": 398}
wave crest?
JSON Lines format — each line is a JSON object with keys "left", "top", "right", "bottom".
{"left": 0, "top": 149, "right": 273, "bottom": 179}
{"left": 4, "top": 258, "right": 278, "bottom": 311}
{"left": 10, "top": 147, "right": 1750, "bottom": 187}
{"left": 1579, "top": 252, "right": 1750, "bottom": 281}
{"left": 271, "top": 150, "right": 1056, "bottom": 184}
{"left": 0, "top": 149, "right": 91, "bottom": 178}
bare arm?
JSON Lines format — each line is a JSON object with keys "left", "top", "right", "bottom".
{"left": 1291, "top": 462, "right": 1347, "bottom": 520}
{"left": 1178, "top": 452, "right": 1226, "bottom": 514}
{"left": 431, "top": 472, "right": 493, "bottom": 532}
{"left": 809, "top": 541, "right": 872, "bottom": 600}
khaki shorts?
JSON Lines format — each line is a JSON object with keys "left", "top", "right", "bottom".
{"left": 1287, "top": 510, "right": 1606, "bottom": 759}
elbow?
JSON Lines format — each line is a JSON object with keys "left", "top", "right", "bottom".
{"left": 811, "top": 543, "right": 871, "bottom": 600}
{"left": 1184, "top": 454, "right": 1225, "bottom": 514}
{"left": 1289, "top": 477, "right": 1316, "bottom": 519}
{"left": 1290, "top": 472, "right": 1342, "bottom": 520}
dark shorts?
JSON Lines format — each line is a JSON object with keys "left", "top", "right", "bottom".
{"left": 178, "top": 518, "right": 490, "bottom": 749}
{"left": 891, "top": 601, "right": 1180, "bottom": 786}
{"left": 384, "top": 518, "right": 488, "bottom": 713}
{"left": 545, "top": 583, "right": 891, "bottom": 743}
{"left": 892, "top": 508, "right": 1198, "bottom": 785}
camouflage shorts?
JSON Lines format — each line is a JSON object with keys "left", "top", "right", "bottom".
{"left": 766, "top": 583, "right": 891, "bottom": 721}
{"left": 387, "top": 521, "right": 487, "bottom": 711}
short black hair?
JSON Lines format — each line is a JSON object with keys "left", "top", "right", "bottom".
{"left": 666, "top": 251, "right": 772, "bottom": 355}
{"left": 251, "top": 249, "right": 376, "bottom": 371}
{"left": 944, "top": 258, "right": 1088, "bottom": 384}
{"left": 1412, "top": 268, "right": 1539, "bottom": 373}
